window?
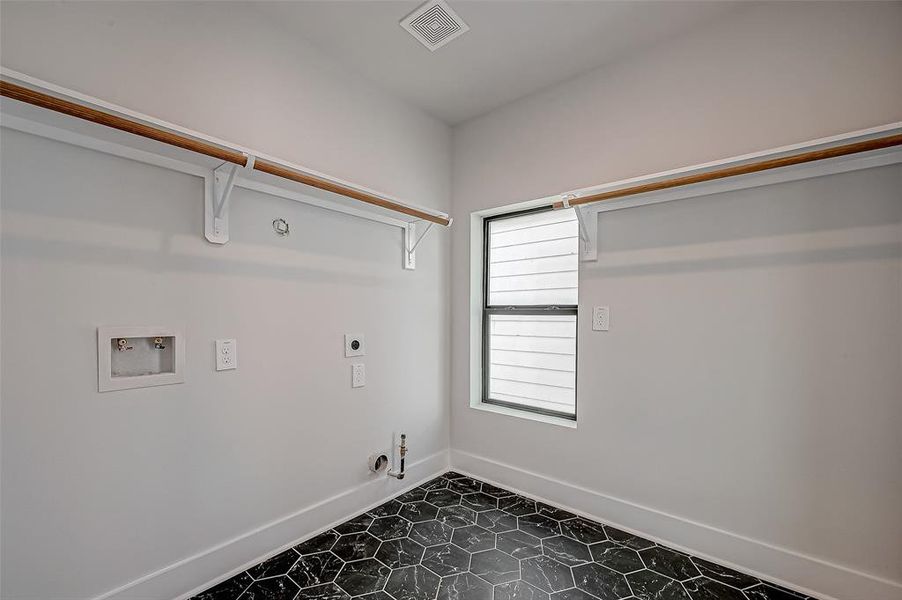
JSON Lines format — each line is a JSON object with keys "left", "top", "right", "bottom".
{"left": 483, "top": 207, "right": 578, "bottom": 420}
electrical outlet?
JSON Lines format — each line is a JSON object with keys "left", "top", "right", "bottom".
{"left": 215, "top": 339, "right": 237, "bottom": 371}
{"left": 592, "top": 306, "right": 610, "bottom": 331}
{"left": 345, "top": 333, "right": 365, "bottom": 357}
{"left": 352, "top": 363, "right": 366, "bottom": 388}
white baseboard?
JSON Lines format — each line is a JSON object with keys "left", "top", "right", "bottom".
{"left": 450, "top": 449, "right": 902, "bottom": 600}
{"left": 93, "top": 449, "right": 449, "bottom": 600}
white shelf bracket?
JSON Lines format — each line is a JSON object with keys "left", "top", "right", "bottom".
{"left": 205, "top": 154, "right": 255, "bottom": 244}
{"left": 404, "top": 221, "right": 434, "bottom": 270}
{"left": 564, "top": 194, "right": 597, "bottom": 262}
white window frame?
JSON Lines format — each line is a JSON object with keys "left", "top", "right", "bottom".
{"left": 469, "top": 201, "right": 579, "bottom": 429}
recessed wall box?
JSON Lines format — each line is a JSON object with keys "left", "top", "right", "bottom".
{"left": 97, "top": 326, "right": 185, "bottom": 392}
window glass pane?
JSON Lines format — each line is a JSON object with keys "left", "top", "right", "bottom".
{"left": 487, "top": 313, "right": 576, "bottom": 416}
{"left": 487, "top": 209, "right": 578, "bottom": 306}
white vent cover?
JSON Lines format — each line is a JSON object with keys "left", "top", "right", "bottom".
{"left": 400, "top": 0, "right": 470, "bottom": 51}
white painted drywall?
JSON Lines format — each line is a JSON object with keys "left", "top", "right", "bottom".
{"left": 450, "top": 3, "right": 902, "bottom": 599}
{"left": 0, "top": 3, "right": 451, "bottom": 600}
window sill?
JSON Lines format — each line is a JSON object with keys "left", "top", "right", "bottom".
{"left": 470, "top": 401, "right": 577, "bottom": 429}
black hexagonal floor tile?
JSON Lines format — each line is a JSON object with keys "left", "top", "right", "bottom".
{"left": 497, "top": 529, "right": 542, "bottom": 559}
{"left": 332, "top": 532, "right": 381, "bottom": 562}
{"left": 396, "top": 488, "right": 429, "bottom": 504}
{"left": 295, "top": 530, "right": 340, "bottom": 555}
{"left": 359, "top": 592, "right": 395, "bottom": 600}
{"left": 549, "top": 589, "right": 598, "bottom": 600}
{"left": 369, "top": 516, "right": 412, "bottom": 540}
{"left": 247, "top": 549, "right": 299, "bottom": 579}
{"left": 572, "top": 562, "right": 631, "bottom": 599}
{"left": 470, "top": 549, "right": 520, "bottom": 584}
{"left": 639, "top": 547, "right": 700, "bottom": 581}
{"left": 518, "top": 514, "right": 561, "bottom": 539}
{"left": 448, "top": 477, "right": 483, "bottom": 495}
{"left": 461, "top": 492, "right": 499, "bottom": 512}
{"left": 452, "top": 525, "right": 495, "bottom": 552}
{"left": 334, "top": 558, "right": 391, "bottom": 596}
{"left": 335, "top": 514, "right": 375, "bottom": 535}
{"left": 626, "top": 569, "right": 690, "bottom": 600}
{"left": 521, "top": 555, "right": 574, "bottom": 593}
{"left": 191, "top": 472, "right": 821, "bottom": 600}
{"left": 288, "top": 551, "right": 344, "bottom": 588}
{"left": 437, "top": 505, "right": 477, "bottom": 528}
{"left": 437, "top": 572, "right": 493, "bottom": 600}
{"left": 690, "top": 557, "right": 759, "bottom": 590}
{"left": 536, "top": 504, "right": 577, "bottom": 522}
{"left": 240, "top": 576, "right": 300, "bottom": 600}
{"left": 376, "top": 537, "right": 426, "bottom": 569}
{"left": 421, "top": 477, "right": 451, "bottom": 491}
{"left": 494, "top": 581, "right": 549, "bottom": 600}
{"left": 542, "top": 535, "right": 591, "bottom": 567}
{"left": 480, "top": 483, "right": 515, "bottom": 498}
{"left": 409, "top": 519, "right": 455, "bottom": 547}
{"left": 559, "top": 518, "right": 607, "bottom": 545}
{"left": 603, "top": 526, "right": 654, "bottom": 551}
{"left": 385, "top": 565, "right": 441, "bottom": 600}
{"left": 589, "top": 541, "right": 644, "bottom": 574}
{"left": 427, "top": 489, "right": 463, "bottom": 508}
{"left": 295, "top": 582, "right": 351, "bottom": 600}
{"left": 400, "top": 501, "right": 439, "bottom": 523}
{"left": 743, "top": 583, "right": 811, "bottom": 600}
{"left": 477, "top": 509, "right": 518, "bottom": 534}
{"left": 370, "top": 500, "right": 403, "bottom": 518}
{"left": 191, "top": 572, "right": 252, "bottom": 600}
{"left": 683, "top": 576, "right": 747, "bottom": 600}
{"left": 422, "top": 543, "right": 471, "bottom": 577}
{"left": 498, "top": 495, "right": 537, "bottom": 517}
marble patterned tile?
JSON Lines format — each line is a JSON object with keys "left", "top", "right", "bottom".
{"left": 400, "top": 501, "right": 439, "bottom": 523}
{"left": 477, "top": 510, "right": 519, "bottom": 534}
{"left": 572, "top": 562, "right": 631, "bottom": 599}
{"left": 409, "top": 520, "right": 454, "bottom": 547}
{"left": 625, "top": 570, "right": 689, "bottom": 600}
{"left": 334, "top": 558, "right": 391, "bottom": 596}
{"left": 332, "top": 532, "right": 381, "bottom": 562}
{"left": 438, "top": 572, "right": 493, "bottom": 600}
{"left": 470, "top": 549, "right": 520, "bottom": 584}
{"left": 287, "top": 552, "right": 344, "bottom": 588}
{"left": 192, "top": 572, "right": 253, "bottom": 600}
{"left": 638, "top": 547, "right": 700, "bottom": 582}
{"left": 190, "top": 473, "right": 822, "bottom": 600}
{"left": 295, "top": 531, "right": 340, "bottom": 555}
{"left": 494, "top": 581, "right": 549, "bottom": 600}
{"left": 377, "top": 538, "right": 426, "bottom": 569}
{"left": 247, "top": 549, "right": 299, "bottom": 580}
{"left": 588, "top": 542, "right": 643, "bottom": 574}
{"left": 541, "top": 536, "right": 591, "bottom": 567}
{"left": 452, "top": 525, "right": 496, "bottom": 553}
{"left": 682, "top": 576, "right": 746, "bottom": 600}
{"left": 384, "top": 565, "right": 440, "bottom": 600}
{"left": 520, "top": 556, "right": 575, "bottom": 593}
{"left": 422, "top": 543, "right": 471, "bottom": 576}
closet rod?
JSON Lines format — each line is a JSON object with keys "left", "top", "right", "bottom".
{"left": 0, "top": 80, "right": 452, "bottom": 227}
{"left": 552, "top": 133, "right": 902, "bottom": 210}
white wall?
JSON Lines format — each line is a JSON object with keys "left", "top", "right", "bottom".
{"left": 0, "top": 3, "right": 451, "bottom": 600}
{"left": 450, "top": 3, "right": 902, "bottom": 600}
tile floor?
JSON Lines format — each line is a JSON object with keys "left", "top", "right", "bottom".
{"left": 191, "top": 472, "right": 819, "bottom": 600}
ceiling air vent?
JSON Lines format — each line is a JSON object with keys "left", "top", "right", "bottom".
{"left": 400, "top": 0, "right": 470, "bottom": 51}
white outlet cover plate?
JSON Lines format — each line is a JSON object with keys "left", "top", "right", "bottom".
{"left": 352, "top": 363, "right": 366, "bottom": 388}
{"left": 345, "top": 333, "right": 365, "bottom": 357}
{"left": 215, "top": 339, "right": 237, "bottom": 371}
{"left": 592, "top": 306, "right": 610, "bottom": 331}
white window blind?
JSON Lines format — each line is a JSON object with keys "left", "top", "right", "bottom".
{"left": 484, "top": 209, "right": 578, "bottom": 419}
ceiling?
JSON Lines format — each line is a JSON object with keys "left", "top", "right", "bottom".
{"left": 255, "top": 1, "right": 742, "bottom": 125}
